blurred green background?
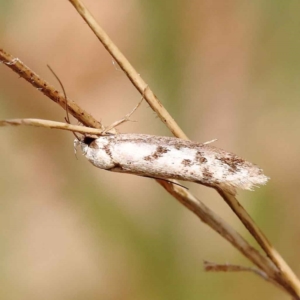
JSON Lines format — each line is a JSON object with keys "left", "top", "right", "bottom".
{"left": 1, "top": 1, "right": 300, "bottom": 299}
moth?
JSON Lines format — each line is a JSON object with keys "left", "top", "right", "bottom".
{"left": 0, "top": 114, "right": 269, "bottom": 193}
{"left": 76, "top": 133, "right": 269, "bottom": 192}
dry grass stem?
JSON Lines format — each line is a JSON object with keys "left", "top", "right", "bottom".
{"left": 217, "top": 186, "right": 300, "bottom": 295}
{"left": 204, "top": 260, "right": 269, "bottom": 275}
{"left": 0, "top": 118, "right": 105, "bottom": 135}
{"left": 68, "top": 0, "right": 187, "bottom": 140}
{"left": 158, "top": 181, "right": 277, "bottom": 274}
{"left": 67, "top": 0, "right": 300, "bottom": 297}
{"left": 0, "top": 49, "right": 103, "bottom": 130}
{"left": 0, "top": 46, "right": 287, "bottom": 294}
{"left": 0, "top": 0, "right": 299, "bottom": 298}
{"left": 203, "top": 261, "right": 284, "bottom": 291}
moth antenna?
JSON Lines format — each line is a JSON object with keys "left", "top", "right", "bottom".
{"left": 103, "top": 86, "right": 147, "bottom": 134}
{"left": 47, "top": 65, "right": 80, "bottom": 140}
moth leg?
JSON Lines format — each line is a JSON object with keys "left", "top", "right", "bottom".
{"left": 73, "top": 139, "right": 81, "bottom": 159}
{"left": 141, "top": 175, "right": 188, "bottom": 190}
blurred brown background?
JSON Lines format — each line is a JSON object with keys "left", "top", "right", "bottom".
{"left": 0, "top": 1, "right": 300, "bottom": 299}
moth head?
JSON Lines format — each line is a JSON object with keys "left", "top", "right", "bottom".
{"left": 82, "top": 135, "right": 97, "bottom": 146}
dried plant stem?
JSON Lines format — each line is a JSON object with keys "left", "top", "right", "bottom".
{"left": 159, "top": 181, "right": 299, "bottom": 298}
{"left": 158, "top": 181, "right": 277, "bottom": 274}
{"left": 0, "top": 47, "right": 287, "bottom": 294}
{"left": 67, "top": 0, "right": 300, "bottom": 297}
{"left": 68, "top": 0, "right": 187, "bottom": 140}
{"left": 0, "top": 0, "right": 299, "bottom": 297}
{"left": 204, "top": 260, "right": 270, "bottom": 276}
{"left": 0, "top": 118, "right": 105, "bottom": 135}
{"left": 0, "top": 49, "right": 103, "bottom": 130}
{"left": 203, "top": 261, "right": 284, "bottom": 291}
{"left": 217, "top": 187, "right": 300, "bottom": 292}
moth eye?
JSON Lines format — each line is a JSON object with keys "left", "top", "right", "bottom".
{"left": 83, "top": 136, "right": 96, "bottom": 145}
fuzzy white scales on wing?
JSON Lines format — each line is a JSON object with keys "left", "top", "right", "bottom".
{"left": 78, "top": 134, "right": 269, "bottom": 191}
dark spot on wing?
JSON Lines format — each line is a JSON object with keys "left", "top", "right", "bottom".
{"left": 182, "top": 159, "right": 192, "bottom": 167}
{"left": 195, "top": 151, "right": 207, "bottom": 164}
{"left": 144, "top": 155, "right": 152, "bottom": 161}
{"left": 174, "top": 144, "right": 183, "bottom": 150}
{"left": 217, "top": 155, "right": 245, "bottom": 173}
{"left": 143, "top": 146, "right": 169, "bottom": 162}
{"left": 202, "top": 167, "right": 214, "bottom": 182}
{"left": 103, "top": 144, "right": 112, "bottom": 158}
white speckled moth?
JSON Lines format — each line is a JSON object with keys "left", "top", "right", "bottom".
{"left": 0, "top": 117, "right": 269, "bottom": 192}
{"left": 76, "top": 133, "right": 269, "bottom": 192}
